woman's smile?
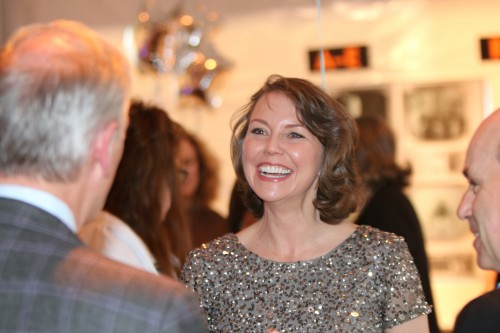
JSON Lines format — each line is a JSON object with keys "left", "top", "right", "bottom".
{"left": 257, "top": 163, "right": 293, "bottom": 180}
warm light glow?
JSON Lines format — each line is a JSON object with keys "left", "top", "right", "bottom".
{"left": 205, "top": 58, "right": 217, "bottom": 70}
{"left": 194, "top": 52, "right": 205, "bottom": 64}
{"left": 138, "top": 11, "right": 150, "bottom": 23}
{"left": 180, "top": 15, "right": 194, "bottom": 26}
{"left": 207, "top": 11, "right": 219, "bottom": 23}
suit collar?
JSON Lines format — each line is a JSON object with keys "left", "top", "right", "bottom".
{"left": 0, "top": 185, "right": 76, "bottom": 232}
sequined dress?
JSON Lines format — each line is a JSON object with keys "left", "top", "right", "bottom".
{"left": 180, "top": 225, "right": 430, "bottom": 333}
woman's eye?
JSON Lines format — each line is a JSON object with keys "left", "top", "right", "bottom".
{"left": 249, "top": 127, "right": 265, "bottom": 135}
{"left": 289, "top": 132, "right": 305, "bottom": 139}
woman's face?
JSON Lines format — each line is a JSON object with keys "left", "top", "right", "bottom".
{"left": 242, "top": 92, "right": 324, "bottom": 205}
{"left": 177, "top": 138, "right": 200, "bottom": 200}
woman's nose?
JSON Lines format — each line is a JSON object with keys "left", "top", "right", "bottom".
{"left": 264, "top": 134, "right": 283, "bottom": 155}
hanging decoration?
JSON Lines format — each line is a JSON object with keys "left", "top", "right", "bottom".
{"left": 124, "top": 0, "right": 232, "bottom": 108}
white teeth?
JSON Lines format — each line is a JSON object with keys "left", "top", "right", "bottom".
{"left": 259, "top": 165, "right": 292, "bottom": 176}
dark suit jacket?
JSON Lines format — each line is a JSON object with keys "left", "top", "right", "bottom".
{"left": 0, "top": 198, "right": 207, "bottom": 333}
{"left": 454, "top": 289, "right": 500, "bottom": 332}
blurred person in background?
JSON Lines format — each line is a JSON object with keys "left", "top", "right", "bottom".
{"left": 227, "top": 179, "right": 258, "bottom": 233}
{"left": 174, "top": 125, "right": 230, "bottom": 248}
{"left": 354, "top": 115, "right": 439, "bottom": 333}
{"left": 80, "top": 100, "right": 192, "bottom": 277}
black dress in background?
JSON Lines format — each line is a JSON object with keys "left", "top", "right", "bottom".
{"left": 356, "top": 181, "right": 441, "bottom": 333}
{"left": 189, "top": 206, "right": 230, "bottom": 249}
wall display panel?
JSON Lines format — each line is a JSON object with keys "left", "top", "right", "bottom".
{"left": 399, "top": 81, "right": 485, "bottom": 187}
{"left": 335, "top": 80, "right": 491, "bottom": 331}
{"left": 407, "top": 184, "right": 476, "bottom": 276}
{"left": 334, "top": 80, "right": 486, "bottom": 275}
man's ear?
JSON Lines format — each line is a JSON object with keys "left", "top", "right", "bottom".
{"left": 92, "top": 120, "right": 120, "bottom": 178}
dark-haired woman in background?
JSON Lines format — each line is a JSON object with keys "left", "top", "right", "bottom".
{"left": 355, "top": 115, "right": 440, "bottom": 333}
{"left": 79, "top": 100, "right": 192, "bottom": 277}
{"left": 173, "top": 125, "right": 230, "bottom": 249}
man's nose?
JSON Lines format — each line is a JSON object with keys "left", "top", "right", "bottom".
{"left": 457, "top": 190, "right": 473, "bottom": 220}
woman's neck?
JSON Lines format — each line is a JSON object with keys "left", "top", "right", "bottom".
{"left": 237, "top": 214, "right": 356, "bottom": 263}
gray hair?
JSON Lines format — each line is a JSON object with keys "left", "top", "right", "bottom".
{"left": 0, "top": 20, "right": 131, "bottom": 181}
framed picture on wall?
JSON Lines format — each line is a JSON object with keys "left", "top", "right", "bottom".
{"left": 398, "top": 80, "right": 485, "bottom": 185}
{"left": 407, "top": 184, "right": 477, "bottom": 276}
{"left": 407, "top": 184, "right": 468, "bottom": 241}
{"left": 404, "top": 83, "right": 467, "bottom": 141}
{"left": 333, "top": 87, "right": 389, "bottom": 120}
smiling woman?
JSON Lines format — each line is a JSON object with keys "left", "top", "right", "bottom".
{"left": 180, "top": 74, "right": 432, "bottom": 333}
{"left": 230, "top": 75, "right": 360, "bottom": 224}
{"left": 241, "top": 91, "right": 324, "bottom": 206}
